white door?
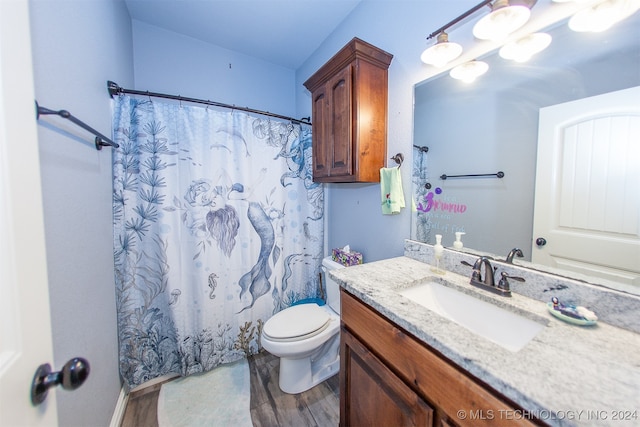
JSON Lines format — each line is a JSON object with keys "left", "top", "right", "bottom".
{"left": 532, "top": 86, "right": 640, "bottom": 287}
{"left": 0, "top": 0, "right": 58, "bottom": 425}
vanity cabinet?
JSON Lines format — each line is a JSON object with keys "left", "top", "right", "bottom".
{"left": 303, "top": 38, "right": 392, "bottom": 183}
{"left": 340, "top": 290, "right": 540, "bottom": 427}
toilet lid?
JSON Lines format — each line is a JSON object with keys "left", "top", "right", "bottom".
{"left": 263, "top": 304, "right": 330, "bottom": 340}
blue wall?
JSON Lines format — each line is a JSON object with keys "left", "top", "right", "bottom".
{"left": 29, "top": 0, "right": 133, "bottom": 425}
{"left": 131, "top": 20, "right": 297, "bottom": 117}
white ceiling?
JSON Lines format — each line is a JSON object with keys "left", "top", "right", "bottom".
{"left": 124, "top": 0, "right": 364, "bottom": 69}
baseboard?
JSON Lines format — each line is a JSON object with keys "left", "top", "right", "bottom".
{"left": 129, "top": 373, "right": 180, "bottom": 395}
{"left": 109, "top": 386, "right": 129, "bottom": 427}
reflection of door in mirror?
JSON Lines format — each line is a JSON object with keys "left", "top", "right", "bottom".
{"left": 533, "top": 86, "right": 640, "bottom": 287}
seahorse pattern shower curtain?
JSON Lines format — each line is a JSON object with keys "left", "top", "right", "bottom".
{"left": 112, "top": 95, "right": 323, "bottom": 389}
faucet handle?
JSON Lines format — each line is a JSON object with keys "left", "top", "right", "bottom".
{"left": 461, "top": 260, "right": 484, "bottom": 281}
{"left": 497, "top": 271, "right": 525, "bottom": 292}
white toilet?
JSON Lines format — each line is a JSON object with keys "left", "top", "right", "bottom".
{"left": 261, "top": 256, "right": 344, "bottom": 394}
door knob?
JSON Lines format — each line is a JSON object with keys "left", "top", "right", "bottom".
{"left": 535, "top": 237, "right": 547, "bottom": 247}
{"left": 31, "top": 357, "right": 90, "bottom": 405}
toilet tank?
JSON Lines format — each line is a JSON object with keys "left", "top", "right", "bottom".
{"left": 321, "top": 256, "right": 344, "bottom": 314}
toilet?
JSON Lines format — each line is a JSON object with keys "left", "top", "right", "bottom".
{"left": 261, "top": 256, "right": 344, "bottom": 394}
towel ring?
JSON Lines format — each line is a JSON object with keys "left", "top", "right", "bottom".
{"left": 390, "top": 153, "right": 404, "bottom": 168}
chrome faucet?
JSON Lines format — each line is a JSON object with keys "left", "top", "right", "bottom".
{"left": 468, "top": 256, "right": 512, "bottom": 297}
{"left": 506, "top": 248, "right": 524, "bottom": 263}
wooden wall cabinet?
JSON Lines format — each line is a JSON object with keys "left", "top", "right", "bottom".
{"left": 340, "top": 290, "right": 540, "bottom": 427}
{"left": 303, "top": 38, "right": 393, "bottom": 183}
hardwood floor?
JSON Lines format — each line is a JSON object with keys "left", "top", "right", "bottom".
{"left": 120, "top": 351, "right": 340, "bottom": 427}
{"left": 121, "top": 380, "right": 164, "bottom": 427}
{"left": 250, "top": 351, "right": 339, "bottom": 427}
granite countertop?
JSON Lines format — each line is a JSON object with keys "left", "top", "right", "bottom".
{"left": 330, "top": 256, "right": 640, "bottom": 427}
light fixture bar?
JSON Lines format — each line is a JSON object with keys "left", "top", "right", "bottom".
{"left": 427, "top": 0, "right": 493, "bottom": 40}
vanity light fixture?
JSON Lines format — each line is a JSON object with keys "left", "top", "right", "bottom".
{"left": 422, "top": 0, "right": 493, "bottom": 67}
{"left": 499, "top": 32, "right": 552, "bottom": 62}
{"left": 449, "top": 60, "right": 489, "bottom": 83}
{"left": 421, "top": 32, "right": 463, "bottom": 67}
{"left": 421, "top": 0, "right": 537, "bottom": 69}
{"left": 472, "top": 0, "right": 532, "bottom": 40}
{"left": 568, "top": 0, "right": 640, "bottom": 32}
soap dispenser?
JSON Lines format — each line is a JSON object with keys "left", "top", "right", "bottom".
{"left": 453, "top": 232, "right": 465, "bottom": 250}
{"left": 431, "top": 234, "right": 445, "bottom": 274}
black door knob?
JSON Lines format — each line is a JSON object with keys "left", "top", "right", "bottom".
{"left": 535, "top": 237, "right": 547, "bottom": 247}
{"left": 31, "top": 357, "right": 90, "bottom": 405}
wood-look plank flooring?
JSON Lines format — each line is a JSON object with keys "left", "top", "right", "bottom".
{"left": 120, "top": 351, "right": 339, "bottom": 427}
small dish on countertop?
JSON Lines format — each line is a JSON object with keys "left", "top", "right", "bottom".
{"left": 547, "top": 297, "right": 597, "bottom": 326}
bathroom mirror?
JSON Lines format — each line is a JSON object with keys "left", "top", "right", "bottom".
{"left": 411, "top": 11, "right": 640, "bottom": 295}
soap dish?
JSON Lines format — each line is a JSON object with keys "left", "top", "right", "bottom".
{"left": 547, "top": 297, "right": 597, "bottom": 326}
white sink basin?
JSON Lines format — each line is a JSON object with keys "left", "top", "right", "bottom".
{"left": 399, "top": 280, "right": 544, "bottom": 352}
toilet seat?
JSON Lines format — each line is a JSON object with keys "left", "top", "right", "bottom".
{"left": 263, "top": 304, "right": 331, "bottom": 342}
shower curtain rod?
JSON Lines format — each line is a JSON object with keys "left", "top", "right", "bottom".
{"left": 107, "top": 81, "right": 312, "bottom": 126}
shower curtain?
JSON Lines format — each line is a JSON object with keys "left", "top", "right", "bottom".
{"left": 412, "top": 145, "right": 431, "bottom": 242}
{"left": 111, "top": 95, "right": 323, "bottom": 389}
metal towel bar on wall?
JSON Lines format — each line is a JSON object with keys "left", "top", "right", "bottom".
{"left": 440, "top": 171, "right": 504, "bottom": 180}
{"left": 35, "top": 101, "right": 119, "bottom": 150}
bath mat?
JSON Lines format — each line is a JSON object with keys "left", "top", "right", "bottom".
{"left": 157, "top": 359, "right": 252, "bottom": 427}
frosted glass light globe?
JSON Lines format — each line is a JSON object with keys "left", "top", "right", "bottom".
{"left": 449, "top": 60, "right": 489, "bottom": 83}
{"left": 569, "top": 0, "right": 640, "bottom": 32}
{"left": 499, "top": 32, "right": 552, "bottom": 62}
{"left": 421, "top": 32, "right": 463, "bottom": 68}
{"left": 473, "top": 0, "right": 531, "bottom": 41}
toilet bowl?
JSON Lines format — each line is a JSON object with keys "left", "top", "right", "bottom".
{"left": 261, "top": 256, "right": 344, "bottom": 394}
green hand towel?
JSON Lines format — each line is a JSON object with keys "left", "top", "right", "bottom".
{"left": 380, "top": 167, "right": 405, "bottom": 215}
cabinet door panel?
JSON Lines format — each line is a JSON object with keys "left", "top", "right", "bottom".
{"left": 341, "top": 328, "right": 434, "bottom": 427}
{"left": 311, "top": 88, "right": 329, "bottom": 178}
{"left": 328, "top": 66, "right": 352, "bottom": 177}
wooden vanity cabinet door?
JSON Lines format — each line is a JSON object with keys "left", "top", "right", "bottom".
{"left": 310, "top": 65, "right": 352, "bottom": 180}
{"left": 439, "top": 415, "right": 461, "bottom": 427}
{"left": 341, "top": 327, "right": 434, "bottom": 427}
{"left": 326, "top": 65, "right": 353, "bottom": 178}
{"left": 340, "top": 290, "right": 540, "bottom": 427}
{"left": 310, "top": 84, "right": 329, "bottom": 179}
